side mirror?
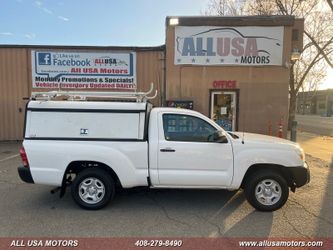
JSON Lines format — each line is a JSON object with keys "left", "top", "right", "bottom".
{"left": 212, "top": 131, "right": 228, "bottom": 143}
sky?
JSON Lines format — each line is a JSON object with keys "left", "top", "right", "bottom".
{"left": 0, "top": 0, "right": 332, "bottom": 90}
{"left": 0, "top": 0, "right": 208, "bottom": 46}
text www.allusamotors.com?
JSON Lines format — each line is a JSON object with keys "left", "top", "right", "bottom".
{"left": 239, "top": 240, "right": 323, "bottom": 247}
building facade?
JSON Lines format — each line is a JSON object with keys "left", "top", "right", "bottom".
{"left": 297, "top": 89, "right": 333, "bottom": 116}
{"left": 0, "top": 16, "right": 303, "bottom": 140}
{"left": 166, "top": 16, "right": 303, "bottom": 135}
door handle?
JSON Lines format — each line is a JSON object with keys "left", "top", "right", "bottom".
{"left": 160, "top": 148, "right": 176, "bottom": 152}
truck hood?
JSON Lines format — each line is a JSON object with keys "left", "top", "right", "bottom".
{"left": 231, "top": 132, "right": 298, "bottom": 147}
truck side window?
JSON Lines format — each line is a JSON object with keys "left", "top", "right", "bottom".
{"left": 162, "top": 114, "right": 217, "bottom": 142}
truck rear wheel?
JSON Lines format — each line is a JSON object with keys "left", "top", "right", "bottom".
{"left": 71, "top": 168, "right": 115, "bottom": 210}
{"left": 244, "top": 170, "right": 289, "bottom": 211}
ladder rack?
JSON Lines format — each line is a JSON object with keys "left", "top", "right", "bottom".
{"left": 31, "top": 83, "right": 158, "bottom": 102}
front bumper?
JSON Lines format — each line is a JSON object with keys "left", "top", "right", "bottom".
{"left": 18, "top": 166, "right": 34, "bottom": 183}
{"left": 287, "top": 162, "right": 310, "bottom": 188}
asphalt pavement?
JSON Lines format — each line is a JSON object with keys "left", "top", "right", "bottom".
{"left": 0, "top": 142, "right": 332, "bottom": 237}
{"left": 296, "top": 114, "right": 333, "bottom": 136}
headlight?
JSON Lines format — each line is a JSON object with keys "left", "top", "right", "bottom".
{"left": 295, "top": 146, "right": 305, "bottom": 162}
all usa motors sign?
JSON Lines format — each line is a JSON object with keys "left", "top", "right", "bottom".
{"left": 175, "top": 26, "right": 284, "bottom": 66}
{"left": 32, "top": 51, "right": 136, "bottom": 89}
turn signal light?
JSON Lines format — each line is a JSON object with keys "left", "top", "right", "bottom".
{"left": 20, "top": 147, "right": 29, "bottom": 167}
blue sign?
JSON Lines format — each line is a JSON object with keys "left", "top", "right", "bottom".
{"left": 38, "top": 53, "right": 51, "bottom": 65}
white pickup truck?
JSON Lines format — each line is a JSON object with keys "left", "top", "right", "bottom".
{"left": 18, "top": 94, "right": 309, "bottom": 211}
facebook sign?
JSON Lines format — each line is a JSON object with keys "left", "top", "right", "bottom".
{"left": 38, "top": 52, "right": 51, "bottom": 65}
{"left": 32, "top": 50, "right": 137, "bottom": 89}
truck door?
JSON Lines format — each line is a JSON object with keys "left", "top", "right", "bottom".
{"left": 157, "top": 112, "right": 234, "bottom": 187}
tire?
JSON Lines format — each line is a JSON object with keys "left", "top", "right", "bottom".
{"left": 244, "top": 170, "right": 289, "bottom": 212}
{"left": 71, "top": 168, "right": 115, "bottom": 210}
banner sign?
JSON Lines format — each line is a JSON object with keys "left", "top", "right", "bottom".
{"left": 167, "top": 100, "right": 194, "bottom": 110}
{"left": 32, "top": 51, "right": 136, "bottom": 89}
{"left": 175, "top": 26, "right": 284, "bottom": 66}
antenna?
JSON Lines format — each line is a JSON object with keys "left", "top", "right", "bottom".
{"left": 241, "top": 98, "right": 245, "bottom": 144}
{"left": 242, "top": 131, "right": 245, "bottom": 144}
{"left": 239, "top": 90, "right": 245, "bottom": 144}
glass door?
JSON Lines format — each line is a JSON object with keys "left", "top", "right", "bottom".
{"left": 210, "top": 91, "right": 237, "bottom": 131}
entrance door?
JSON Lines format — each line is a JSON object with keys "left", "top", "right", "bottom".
{"left": 210, "top": 91, "right": 237, "bottom": 131}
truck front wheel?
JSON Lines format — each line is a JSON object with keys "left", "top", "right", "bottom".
{"left": 71, "top": 168, "right": 115, "bottom": 210}
{"left": 244, "top": 170, "right": 289, "bottom": 211}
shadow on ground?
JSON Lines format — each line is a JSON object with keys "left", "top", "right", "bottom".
{"left": 13, "top": 186, "right": 274, "bottom": 237}
{"left": 316, "top": 156, "right": 333, "bottom": 237}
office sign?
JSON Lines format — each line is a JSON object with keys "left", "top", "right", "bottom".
{"left": 32, "top": 51, "right": 136, "bottom": 89}
{"left": 175, "top": 26, "right": 284, "bottom": 66}
{"left": 213, "top": 80, "right": 237, "bottom": 89}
